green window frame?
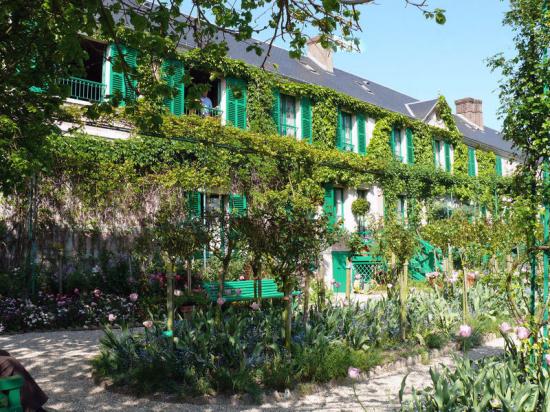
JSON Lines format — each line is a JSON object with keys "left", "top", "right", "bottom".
{"left": 337, "top": 110, "right": 354, "bottom": 152}
{"left": 357, "top": 114, "right": 366, "bottom": 155}
{"left": 406, "top": 128, "right": 414, "bottom": 164}
{"left": 323, "top": 184, "right": 336, "bottom": 227}
{"left": 495, "top": 155, "right": 503, "bottom": 176}
{"left": 108, "top": 44, "right": 138, "bottom": 106}
{"left": 433, "top": 139, "right": 442, "bottom": 168}
{"left": 161, "top": 59, "right": 185, "bottom": 115}
{"left": 300, "top": 97, "right": 313, "bottom": 143}
{"left": 229, "top": 194, "right": 247, "bottom": 216}
{"left": 391, "top": 127, "right": 403, "bottom": 162}
{"left": 397, "top": 196, "right": 406, "bottom": 223}
{"left": 468, "top": 147, "right": 477, "bottom": 177}
{"left": 226, "top": 78, "right": 247, "bottom": 129}
{"left": 280, "top": 94, "right": 297, "bottom": 137}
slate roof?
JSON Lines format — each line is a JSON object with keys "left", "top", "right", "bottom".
{"left": 406, "top": 99, "right": 439, "bottom": 121}
{"left": 210, "top": 36, "right": 516, "bottom": 157}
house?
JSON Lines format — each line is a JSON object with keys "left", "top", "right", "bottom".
{"left": 56, "top": 32, "right": 518, "bottom": 292}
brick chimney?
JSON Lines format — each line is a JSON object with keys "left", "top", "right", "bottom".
{"left": 306, "top": 36, "right": 333, "bottom": 73}
{"left": 455, "top": 97, "right": 484, "bottom": 130}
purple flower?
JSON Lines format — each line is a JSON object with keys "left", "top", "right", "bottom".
{"left": 250, "top": 302, "right": 260, "bottom": 311}
{"left": 458, "top": 324, "right": 472, "bottom": 338}
{"left": 348, "top": 367, "right": 361, "bottom": 380}
{"left": 129, "top": 293, "right": 138, "bottom": 302}
{"left": 334, "top": 282, "right": 341, "bottom": 289}
{"left": 217, "top": 297, "right": 226, "bottom": 306}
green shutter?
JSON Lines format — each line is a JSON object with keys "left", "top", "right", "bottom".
{"left": 162, "top": 60, "right": 185, "bottom": 115}
{"left": 357, "top": 113, "right": 366, "bottom": 155}
{"left": 187, "top": 192, "right": 202, "bottom": 219}
{"left": 226, "top": 78, "right": 247, "bottom": 129}
{"left": 390, "top": 127, "right": 396, "bottom": 158}
{"left": 444, "top": 142, "right": 451, "bottom": 173}
{"left": 109, "top": 44, "right": 137, "bottom": 106}
{"left": 406, "top": 128, "right": 414, "bottom": 164}
{"left": 336, "top": 110, "right": 343, "bottom": 150}
{"left": 495, "top": 155, "right": 503, "bottom": 176}
{"left": 323, "top": 184, "right": 336, "bottom": 226}
{"left": 229, "top": 194, "right": 247, "bottom": 216}
{"left": 301, "top": 97, "right": 312, "bottom": 143}
{"left": 468, "top": 147, "right": 476, "bottom": 176}
{"left": 432, "top": 139, "right": 437, "bottom": 168}
{"left": 272, "top": 89, "right": 281, "bottom": 134}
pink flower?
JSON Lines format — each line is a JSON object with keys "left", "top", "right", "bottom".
{"left": 448, "top": 272, "right": 459, "bottom": 283}
{"left": 355, "top": 275, "right": 361, "bottom": 280}
{"left": 108, "top": 314, "right": 117, "bottom": 322}
{"left": 458, "top": 324, "right": 472, "bottom": 338}
{"left": 499, "top": 322, "right": 512, "bottom": 334}
{"left": 334, "top": 282, "right": 341, "bottom": 289}
{"left": 467, "top": 272, "right": 476, "bottom": 281}
{"left": 330, "top": 279, "right": 336, "bottom": 285}
{"left": 239, "top": 275, "right": 245, "bottom": 280}
{"left": 173, "top": 289, "right": 183, "bottom": 297}
{"left": 129, "top": 293, "right": 138, "bottom": 302}
{"left": 348, "top": 367, "right": 361, "bottom": 380}
{"left": 217, "top": 297, "right": 226, "bottom": 306}
{"left": 545, "top": 354, "right": 550, "bottom": 367}
{"left": 387, "top": 283, "right": 393, "bottom": 289}
{"left": 516, "top": 326, "right": 531, "bottom": 340}
{"left": 427, "top": 271, "right": 440, "bottom": 279}
{"left": 73, "top": 288, "right": 80, "bottom": 294}
{"left": 93, "top": 288, "right": 101, "bottom": 298}
{"left": 142, "top": 320, "right": 153, "bottom": 329}
{"left": 250, "top": 302, "right": 260, "bottom": 311}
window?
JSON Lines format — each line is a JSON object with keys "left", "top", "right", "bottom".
{"left": 434, "top": 140, "right": 452, "bottom": 172}
{"left": 356, "top": 189, "right": 368, "bottom": 233}
{"left": 396, "top": 196, "right": 406, "bottom": 223}
{"left": 394, "top": 128, "right": 403, "bottom": 161}
{"left": 495, "top": 155, "right": 503, "bottom": 176}
{"left": 337, "top": 111, "right": 354, "bottom": 152}
{"left": 280, "top": 94, "right": 297, "bottom": 137}
{"left": 357, "top": 189, "right": 368, "bottom": 200}
{"left": 335, "top": 188, "right": 345, "bottom": 220}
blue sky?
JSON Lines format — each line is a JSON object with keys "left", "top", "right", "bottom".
{"left": 325, "top": 0, "right": 514, "bottom": 130}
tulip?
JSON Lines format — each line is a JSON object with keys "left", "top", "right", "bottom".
{"left": 516, "top": 326, "right": 530, "bottom": 340}
{"left": 217, "top": 297, "right": 226, "bottom": 306}
{"left": 108, "top": 314, "right": 117, "bottom": 322}
{"left": 250, "top": 302, "right": 260, "bottom": 311}
{"left": 458, "top": 324, "right": 472, "bottom": 338}
{"left": 129, "top": 293, "right": 138, "bottom": 302}
{"left": 348, "top": 367, "right": 361, "bottom": 380}
{"left": 239, "top": 275, "right": 245, "bottom": 280}
{"left": 499, "top": 322, "right": 512, "bottom": 334}
{"left": 142, "top": 320, "right": 153, "bottom": 329}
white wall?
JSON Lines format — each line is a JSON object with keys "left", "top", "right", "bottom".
{"left": 219, "top": 78, "right": 227, "bottom": 126}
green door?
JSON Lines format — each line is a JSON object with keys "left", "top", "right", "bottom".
{"left": 332, "top": 251, "right": 348, "bottom": 293}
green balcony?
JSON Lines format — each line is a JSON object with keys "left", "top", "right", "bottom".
{"left": 61, "top": 77, "right": 106, "bottom": 102}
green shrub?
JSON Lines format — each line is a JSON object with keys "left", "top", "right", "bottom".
{"left": 424, "top": 332, "right": 448, "bottom": 349}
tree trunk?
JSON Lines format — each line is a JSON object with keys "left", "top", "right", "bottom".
{"left": 283, "top": 277, "right": 292, "bottom": 350}
{"left": 399, "top": 260, "right": 409, "bottom": 341}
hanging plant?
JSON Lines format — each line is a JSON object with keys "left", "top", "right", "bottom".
{"left": 351, "top": 198, "right": 370, "bottom": 217}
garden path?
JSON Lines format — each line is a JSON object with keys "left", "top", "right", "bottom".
{"left": 0, "top": 330, "right": 503, "bottom": 411}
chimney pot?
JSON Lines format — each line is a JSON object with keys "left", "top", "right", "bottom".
{"left": 306, "top": 36, "right": 333, "bottom": 73}
{"left": 455, "top": 97, "right": 484, "bottom": 130}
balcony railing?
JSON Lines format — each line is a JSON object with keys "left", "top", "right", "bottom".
{"left": 186, "top": 107, "right": 223, "bottom": 117}
{"left": 280, "top": 123, "right": 298, "bottom": 137}
{"left": 61, "top": 77, "right": 106, "bottom": 103}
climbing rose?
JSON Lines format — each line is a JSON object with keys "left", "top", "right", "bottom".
{"left": 129, "top": 293, "right": 138, "bottom": 302}
{"left": 142, "top": 320, "right": 153, "bottom": 329}
{"left": 516, "top": 326, "right": 531, "bottom": 340}
{"left": 348, "top": 367, "right": 361, "bottom": 380}
{"left": 173, "top": 289, "right": 183, "bottom": 297}
{"left": 108, "top": 314, "right": 117, "bottom": 322}
{"left": 250, "top": 302, "right": 260, "bottom": 311}
{"left": 458, "top": 324, "right": 472, "bottom": 338}
{"left": 499, "top": 322, "right": 512, "bottom": 334}
{"left": 217, "top": 297, "right": 225, "bottom": 306}
{"left": 239, "top": 275, "right": 245, "bottom": 280}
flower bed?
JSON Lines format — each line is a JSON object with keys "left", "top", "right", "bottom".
{"left": 0, "top": 289, "right": 140, "bottom": 333}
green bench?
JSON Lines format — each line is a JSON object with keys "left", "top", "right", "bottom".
{"left": 202, "top": 279, "right": 300, "bottom": 302}
{"left": 0, "top": 375, "right": 23, "bottom": 412}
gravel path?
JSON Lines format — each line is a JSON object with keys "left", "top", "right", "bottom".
{"left": 0, "top": 330, "right": 504, "bottom": 411}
